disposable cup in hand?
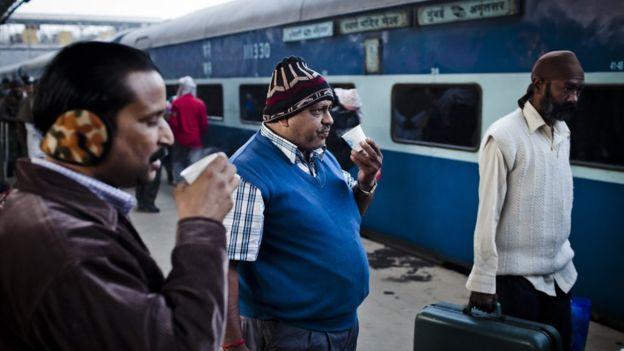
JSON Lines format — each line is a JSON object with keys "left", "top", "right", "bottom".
{"left": 341, "top": 125, "right": 367, "bottom": 151}
{"left": 180, "top": 153, "right": 219, "bottom": 184}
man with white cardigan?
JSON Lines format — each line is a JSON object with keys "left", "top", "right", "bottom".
{"left": 466, "top": 51, "right": 585, "bottom": 351}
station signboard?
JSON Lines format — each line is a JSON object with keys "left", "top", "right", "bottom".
{"left": 417, "top": 0, "right": 517, "bottom": 26}
{"left": 339, "top": 10, "right": 410, "bottom": 34}
{"left": 283, "top": 21, "right": 333, "bottom": 42}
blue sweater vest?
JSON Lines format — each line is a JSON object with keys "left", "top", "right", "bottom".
{"left": 231, "top": 132, "right": 369, "bottom": 332}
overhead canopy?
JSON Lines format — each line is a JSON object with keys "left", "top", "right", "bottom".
{"left": 120, "top": 0, "right": 427, "bottom": 48}
{"left": 5, "top": 12, "right": 160, "bottom": 26}
{"left": 1, "top": 0, "right": 21, "bottom": 23}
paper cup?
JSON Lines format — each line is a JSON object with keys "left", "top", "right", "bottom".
{"left": 181, "top": 153, "right": 241, "bottom": 184}
{"left": 341, "top": 125, "right": 367, "bottom": 151}
{"left": 180, "top": 153, "right": 219, "bottom": 184}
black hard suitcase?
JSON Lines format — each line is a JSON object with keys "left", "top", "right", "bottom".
{"left": 414, "top": 302, "right": 562, "bottom": 351}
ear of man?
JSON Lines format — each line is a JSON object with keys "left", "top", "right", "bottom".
{"left": 532, "top": 78, "right": 545, "bottom": 94}
{"left": 277, "top": 118, "right": 290, "bottom": 128}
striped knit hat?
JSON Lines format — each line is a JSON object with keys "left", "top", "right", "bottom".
{"left": 263, "top": 56, "right": 334, "bottom": 122}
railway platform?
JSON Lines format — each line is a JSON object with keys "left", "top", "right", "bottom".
{"left": 130, "top": 177, "right": 624, "bottom": 351}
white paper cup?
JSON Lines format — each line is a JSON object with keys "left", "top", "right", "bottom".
{"left": 180, "top": 153, "right": 219, "bottom": 184}
{"left": 341, "top": 125, "right": 367, "bottom": 151}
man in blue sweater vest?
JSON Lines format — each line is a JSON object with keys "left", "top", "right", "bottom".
{"left": 222, "top": 57, "right": 383, "bottom": 351}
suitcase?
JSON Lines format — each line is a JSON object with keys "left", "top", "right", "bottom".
{"left": 414, "top": 302, "right": 562, "bottom": 351}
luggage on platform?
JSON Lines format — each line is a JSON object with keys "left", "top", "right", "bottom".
{"left": 414, "top": 302, "right": 562, "bottom": 351}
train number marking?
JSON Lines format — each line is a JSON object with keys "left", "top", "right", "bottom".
{"left": 610, "top": 61, "right": 624, "bottom": 71}
{"left": 243, "top": 42, "right": 271, "bottom": 60}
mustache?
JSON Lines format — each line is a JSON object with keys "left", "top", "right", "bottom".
{"left": 318, "top": 126, "right": 331, "bottom": 133}
{"left": 149, "top": 147, "right": 168, "bottom": 162}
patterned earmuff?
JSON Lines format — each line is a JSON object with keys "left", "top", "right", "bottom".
{"left": 40, "top": 109, "right": 112, "bottom": 166}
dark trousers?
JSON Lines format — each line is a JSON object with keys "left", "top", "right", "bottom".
{"left": 135, "top": 166, "right": 161, "bottom": 208}
{"left": 241, "top": 317, "right": 359, "bottom": 351}
{"left": 162, "top": 145, "right": 174, "bottom": 183}
{"left": 496, "top": 276, "right": 572, "bottom": 351}
{"left": 171, "top": 143, "right": 204, "bottom": 183}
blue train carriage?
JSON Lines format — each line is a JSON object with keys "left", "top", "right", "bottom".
{"left": 4, "top": 0, "right": 620, "bottom": 328}
{"left": 117, "top": 0, "right": 624, "bottom": 328}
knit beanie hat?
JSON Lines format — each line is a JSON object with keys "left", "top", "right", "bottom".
{"left": 531, "top": 50, "right": 584, "bottom": 81}
{"left": 262, "top": 56, "right": 334, "bottom": 122}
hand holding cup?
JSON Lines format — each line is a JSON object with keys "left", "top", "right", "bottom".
{"left": 350, "top": 137, "right": 383, "bottom": 188}
{"left": 174, "top": 152, "right": 240, "bottom": 222}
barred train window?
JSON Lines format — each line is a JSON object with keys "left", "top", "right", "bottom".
{"left": 391, "top": 84, "right": 481, "bottom": 150}
{"left": 568, "top": 85, "right": 624, "bottom": 170}
{"left": 166, "top": 84, "right": 223, "bottom": 120}
{"left": 240, "top": 84, "right": 269, "bottom": 123}
{"left": 197, "top": 84, "right": 224, "bottom": 120}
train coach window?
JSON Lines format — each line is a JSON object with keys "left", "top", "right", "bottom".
{"left": 197, "top": 84, "right": 224, "bottom": 120}
{"left": 391, "top": 84, "right": 481, "bottom": 150}
{"left": 240, "top": 84, "right": 269, "bottom": 123}
{"left": 568, "top": 85, "right": 624, "bottom": 170}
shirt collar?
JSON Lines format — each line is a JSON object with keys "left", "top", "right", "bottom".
{"left": 31, "top": 158, "right": 136, "bottom": 215}
{"left": 260, "top": 123, "right": 325, "bottom": 164}
{"left": 522, "top": 101, "right": 546, "bottom": 134}
{"left": 522, "top": 101, "right": 571, "bottom": 138}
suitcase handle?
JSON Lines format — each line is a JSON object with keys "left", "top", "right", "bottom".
{"left": 462, "top": 303, "right": 505, "bottom": 321}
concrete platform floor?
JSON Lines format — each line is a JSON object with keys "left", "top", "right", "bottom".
{"left": 130, "top": 181, "right": 624, "bottom": 351}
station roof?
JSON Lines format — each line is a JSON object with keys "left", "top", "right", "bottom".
{"left": 1, "top": 0, "right": 19, "bottom": 22}
{"left": 120, "top": 0, "right": 427, "bottom": 48}
{"left": 0, "top": 0, "right": 428, "bottom": 77}
{"left": 5, "top": 12, "right": 161, "bottom": 26}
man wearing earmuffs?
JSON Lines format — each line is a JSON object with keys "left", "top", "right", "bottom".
{"left": 0, "top": 42, "right": 239, "bottom": 350}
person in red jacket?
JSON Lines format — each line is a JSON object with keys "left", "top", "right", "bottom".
{"left": 169, "top": 76, "right": 208, "bottom": 183}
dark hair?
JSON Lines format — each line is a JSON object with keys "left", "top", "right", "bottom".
{"left": 517, "top": 83, "right": 534, "bottom": 108}
{"left": 33, "top": 41, "right": 160, "bottom": 134}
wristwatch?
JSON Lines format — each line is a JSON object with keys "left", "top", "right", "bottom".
{"left": 357, "top": 181, "right": 377, "bottom": 196}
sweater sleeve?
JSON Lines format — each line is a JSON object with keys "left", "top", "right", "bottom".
{"left": 466, "top": 137, "right": 507, "bottom": 294}
{"left": 28, "top": 218, "right": 228, "bottom": 351}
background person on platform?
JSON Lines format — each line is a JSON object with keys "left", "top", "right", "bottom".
{"left": 325, "top": 87, "right": 363, "bottom": 170}
{"left": 16, "top": 76, "right": 45, "bottom": 159}
{"left": 466, "top": 50, "right": 585, "bottom": 351}
{"left": 0, "top": 78, "right": 27, "bottom": 176}
{"left": 169, "top": 75, "right": 208, "bottom": 183}
{"left": 0, "top": 41, "right": 238, "bottom": 350}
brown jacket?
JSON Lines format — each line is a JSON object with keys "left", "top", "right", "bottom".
{"left": 0, "top": 160, "right": 228, "bottom": 350}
